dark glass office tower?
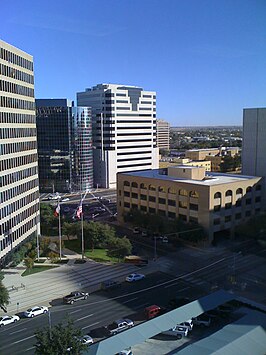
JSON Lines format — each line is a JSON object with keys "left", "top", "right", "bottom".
{"left": 36, "top": 99, "right": 93, "bottom": 192}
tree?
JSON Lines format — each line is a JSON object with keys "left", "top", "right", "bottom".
{"left": 24, "top": 257, "right": 35, "bottom": 272}
{"left": 107, "top": 236, "right": 132, "bottom": 259}
{"left": 34, "top": 319, "right": 86, "bottom": 355}
{"left": 62, "top": 222, "right": 76, "bottom": 240}
{"left": 0, "top": 272, "right": 9, "bottom": 312}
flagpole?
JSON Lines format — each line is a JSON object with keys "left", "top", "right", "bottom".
{"left": 58, "top": 199, "right": 62, "bottom": 260}
{"left": 81, "top": 193, "right": 84, "bottom": 260}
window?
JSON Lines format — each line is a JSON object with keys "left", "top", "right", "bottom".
{"left": 179, "top": 214, "right": 187, "bottom": 221}
{"left": 131, "top": 192, "right": 138, "bottom": 199}
{"left": 214, "top": 205, "right": 221, "bottom": 211}
{"left": 236, "top": 188, "right": 243, "bottom": 195}
{"left": 246, "top": 198, "right": 251, "bottom": 205}
{"left": 190, "top": 191, "right": 199, "bottom": 198}
{"left": 225, "top": 203, "right": 232, "bottom": 209}
{"left": 140, "top": 183, "right": 147, "bottom": 189}
{"left": 124, "top": 191, "right": 130, "bottom": 197}
{"left": 245, "top": 210, "right": 251, "bottom": 217}
{"left": 149, "top": 207, "right": 155, "bottom": 214}
{"left": 158, "top": 209, "right": 166, "bottom": 217}
{"left": 168, "top": 199, "right": 176, "bottom": 207}
{"left": 149, "top": 196, "right": 156, "bottom": 202}
{"left": 132, "top": 182, "right": 138, "bottom": 188}
{"left": 246, "top": 186, "right": 252, "bottom": 193}
{"left": 124, "top": 181, "right": 130, "bottom": 186}
{"left": 149, "top": 184, "right": 156, "bottom": 191}
{"left": 132, "top": 204, "right": 138, "bottom": 209}
{"left": 214, "top": 218, "right": 220, "bottom": 225}
{"left": 255, "top": 196, "right": 261, "bottom": 203}
{"left": 140, "top": 194, "right": 147, "bottom": 201}
{"left": 225, "top": 190, "right": 232, "bottom": 197}
{"left": 168, "top": 211, "right": 176, "bottom": 219}
{"left": 179, "top": 189, "right": 188, "bottom": 196}
{"left": 214, "top": 192, "right": 221, "bottom": 199}
{"left": 179, "top": 201, "right": 187, "bottom": 209}
{"left": 124, "top": 202, "right": 130, "bottom": 208}
{"left": 168, "top": 187, "right": 176, "bottom": 194}
{"left": 255, "top": 208, "right": 261, "bottom": 214}
{"left": 140, "top": 205, "right": 147, "bottom": 212}
{"left": 159, "top": 197, "right": 166, "bottom": 204}
{"left": 236, "top": 199, "right": 242, "bottom": 207}
{"left": 189, "top": 216, "right": 198, "bottom": 223}
{"left": 256, "top": 184, "right": 261, "bottom": 191}
{"left": 158, "top": 186, "right": 166, "bottom": 192}
{"left": 235, "top": 213, "right": 242, "bottom": 220}
{"left": 189, "top": 203, "right": 198, "bottom": 211}
{"left": 225, "top": 215, "right": 231, "bottom": 223}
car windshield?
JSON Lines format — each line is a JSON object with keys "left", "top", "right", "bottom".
{"left": 26, "top": 308, "right": 32, "bottom": 312}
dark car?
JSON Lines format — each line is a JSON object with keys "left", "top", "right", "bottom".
{"left": 63, "top": 291, "right": 89, "bottom": 304}
{"left": 101, "top": 280, "right": 121, "bottom": 291}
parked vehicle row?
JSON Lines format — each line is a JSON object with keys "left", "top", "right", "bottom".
{"left": 0, "top": 305, "right": 49, "bottom": 327}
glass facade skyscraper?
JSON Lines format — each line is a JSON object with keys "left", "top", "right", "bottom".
{"left": 36, "top": 99, "right": 93, "bottom": 192}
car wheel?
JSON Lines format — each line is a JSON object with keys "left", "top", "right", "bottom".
{"left": 177, "top": 334, "right": 182, "bottom": 339}
{"left": 84, "top": 295, "right": 88, "bottom": 300}
{"left": 31, "top": 314, "right": 34, "bottom": 318}
{"left": 70, "top": 300, "right": 74, "bottom": 305}
{"left": 44, "top": 310, "right": 48, "bottom": 314}
{"left": 14, "top": 319, "right": 18, "bottom": 322}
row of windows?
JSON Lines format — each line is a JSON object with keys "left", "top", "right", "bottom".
{"left": 118, "top": 162, "right": 151, "bottom": 169}
{"left": 123, "top": 202, "right": 196, "bottom": 222}
{"left": 123, "top": 181, "right": 199, "bottom": 197}
{"left": 0, "top": 140, "right": 37, "bottom": 155}
{"left": 117, "top": 127, "right": 154, "bottom": 130}
{"left": 214, "top": 196, "right": 261, "bottom": 210}
{"left": 0, "top": 218, "right": 37, "bottom": 252}
{"left": 117, "top": 150, "right": 152, "bottom": 156}
{"left": 0, "top": 191, "right": 37, "bottom": 230}
{"left": 116, "top": 114, "right": 155, "bottom": 117}
{"left": 0, "top": 64, "right": 34, "bottom": 84}
{"left": 117, "top": 120, "right": 154, "bottom": 123}
{"left": 118, "top": 157, "right": 151, "bottom": 162}
{"left": 0, "top": 47, "right": 33, "bottom": 71}
{"left": 0, "top": 80, "right": 34, "bottom": 97}
{"left": 118, "top": 138, "right": 154, "bottom": 143}
{"left": 1, "top": 179, "right": 38, "bottom": 206}
{"left": 213, "top": 209, "right": 260, "bottom": 225}
{"left": 1, "top": 201, "right": 38, "bottom": 230}
{"left": 0, "top": 127, "right": 36, "bottom": 140}
{"left": 0, "top": 95, "right": 35, "bottom": 110}
{"left": 117, "top": 133, "right": 152, "bottom": 137}
{"left": 117, "top": 144, "right": 153, "bottom": 149}
{"left": 0, "top": 153, "right": 38, "bottom": 171}
{"left": 0, "top": 111, "right": 36, "bottom": 124}
{"left": 0, "top": 167, "right": 38, "bottom": 188}
{"left": 213, "top": 186, "right": 261, "bottom": 199}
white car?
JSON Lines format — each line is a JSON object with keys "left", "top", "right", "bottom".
{"left": 126, "top": 273, "right": 145, "bottom": 282}
{"left": 178, "top": 319, "right": 193, "bottom": 331}
{"left": 62, "top": 197, "right": 70, "bottom": 202}
{"left": 118, "top": 348, "right": 133, "bottom": 355}
{"left": 162, "top": 325, "right": 188, "bottom": 339}
{"left": 23, "top": 306, "right": 49, "bottom": 318}
{"left": 0, "top": 315, "right": 20, "bottom": 327}
{"left": 79, "top": 335, "right": 94, "bottom": 345}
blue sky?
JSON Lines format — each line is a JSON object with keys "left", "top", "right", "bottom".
{"left": 1, "top": 0, "right": 265, "bottom": 126}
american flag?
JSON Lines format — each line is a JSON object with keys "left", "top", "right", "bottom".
{"left": 54, "top": 203, "right": 60, "bottom": 217}
{"left": 76, "top": 203, "right": 83, "bottom": 219}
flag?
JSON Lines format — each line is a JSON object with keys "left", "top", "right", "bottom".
{"left": 54, "top": 203, "right": 60, "bottom": 217}
{"left": 76, "top": 203, "right": 83, "bottom": 219}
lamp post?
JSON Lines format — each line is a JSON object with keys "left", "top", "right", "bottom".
{"left": 154, "top": 236, "right": 157, "bottom": 261}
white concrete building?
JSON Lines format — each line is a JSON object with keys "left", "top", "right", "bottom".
{"left": 157, "top": 119, "right": 170, "bottom": 150}
{"left": 77, "top": 84, "right": 159, "bottom": 188}
{"left": 0, "top": 40, "right": 40, "bottom": 264}
{"left": 242, "top": 108, "right": 266, "bottom": 208}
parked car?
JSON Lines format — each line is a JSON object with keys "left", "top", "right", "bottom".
{"left": 117, "top": 348, "right": 133, "bottom": 355}
{"left": 106, "top": 319, "right": 134, "bottom": 335}
{"left": 161, "top": 236, "right": 168, "bottom": 243}
{"left": 62, "top": 197, "right": 70, "bottom": 202}
{"left": 0, "top": 315, "right": 20, "bottom": 327}
{"left": 126, "top": 273, "right": 145, "bottom": 282}
{"left": 178, "top": 319, "right": 193, "bottom": 331}
{"left": 63, "top": 291, "right": 89, "bottom": 304}
{"left": 162, "top": 325, "right": 188, "bottom": 339}
{"left": 192, "top": 315, "right": 211, "bottom": 327}
{"left": 101, "top": 280, "right": 121, "bottom": 291}
{"left": 144, "top": 305, "right": 162, "bottom": 319}
{"left": 23, "top": 306, "right": 49, "bottom": 318}
{"left": 78, "top": 335, "right": 94, "bottom": 345}
{"left": 141, "top": 230, "right": 148, "bottom": 237}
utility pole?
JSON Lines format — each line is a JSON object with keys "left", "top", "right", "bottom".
{"left": 154, "top": 236, "right": 157, "bottom": 260}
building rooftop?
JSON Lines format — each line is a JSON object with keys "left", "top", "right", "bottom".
{"left": 120, "top": 167, "right": 260, "bottom": 186}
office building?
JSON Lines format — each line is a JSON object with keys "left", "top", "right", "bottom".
{"left": 77, "top": 84, "right": 159, "bottom": 188}
{"left": 157, "top": 119, "right": 170, "bottom": 150}
{"left": 36, "top": 99, "right": 93, "bottom": 193}
{"left": 0, "top": 40, "right": 40, "bottom": 264}
{"left": 117, "top": 166, "right": 262, "bottom": 244}
{"left": 242, "top": 108, "right": 266, "bottom": 208}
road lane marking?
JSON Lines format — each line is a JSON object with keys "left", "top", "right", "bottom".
{"left": 122, "top": 297, "right": 138, "bottom": 304}
{"left": 13, "top": 334, "right": 35, "bottom": 345}
{"left": 75, "top": 314, "right": 94, "bottom": 322}
{"left": 9, "top": 327, "right": 27, "bottom": 335}
{"left": 82, "top": 321, "right": 100, "bottom": 330}
{"left": 69, "top": 308, "right": 82, "bottom": 314}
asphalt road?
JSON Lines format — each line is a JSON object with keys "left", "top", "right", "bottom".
{"left": 0, "top": 272, "right": 204, "bottom": 355}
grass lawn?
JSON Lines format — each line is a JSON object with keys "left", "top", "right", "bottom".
{"left": 21, "top": 265, "right": 59, "bottom": 277}
{"left": 64, "top": 240, "right": 120, "bottom": 263}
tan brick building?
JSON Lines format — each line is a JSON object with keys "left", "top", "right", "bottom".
{"left": 117, "top": 166, "right": 262, "bottom": 244}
